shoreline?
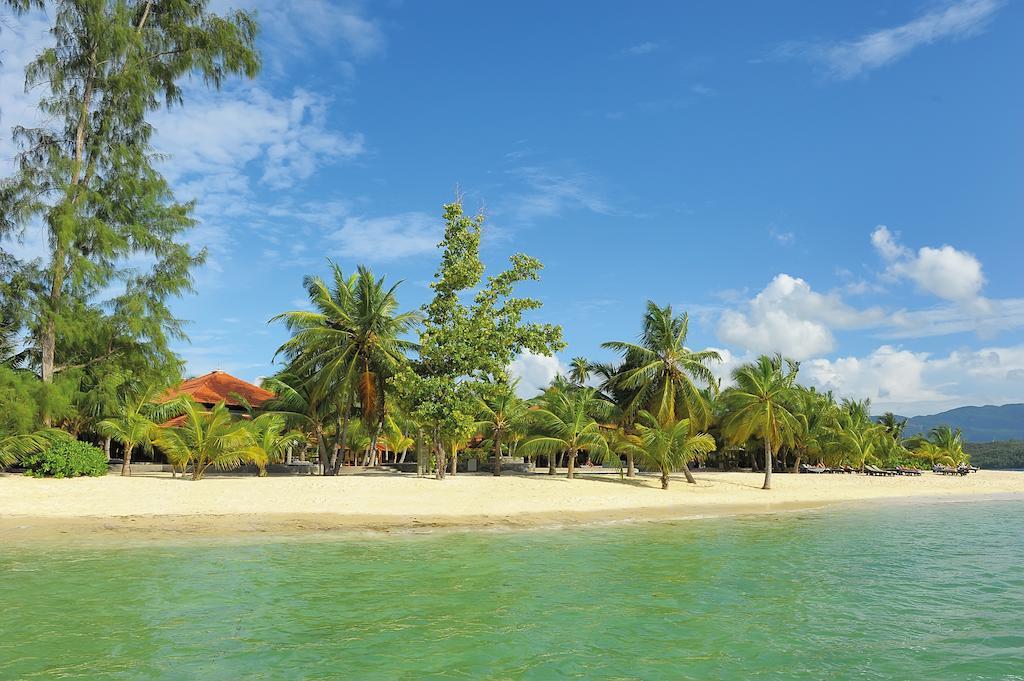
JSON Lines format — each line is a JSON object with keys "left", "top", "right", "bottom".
{"left": 3, "top": 469, "right": 1024, "bottom": 543}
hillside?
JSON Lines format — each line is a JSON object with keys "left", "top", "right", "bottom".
{"left": 894, "top": 404, "right": 1024, "bottom": 442}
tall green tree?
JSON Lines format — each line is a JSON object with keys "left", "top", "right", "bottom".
{"left": 395, "top": 200, "right": 564, "bottom": 479}
{"left": 634, "top": 413, "right": 716, "bottom": 489}
{"left": 0, "top": 1, "right": 259, "bottom": 399}
{"left": 568, "top": 357, "right": 590, "bottom": 386}
{"left": 720, "top": 355, "right": 800, "bottom": 490}
{"left": 602, "top": 302, "right": 721, "bottom": 430}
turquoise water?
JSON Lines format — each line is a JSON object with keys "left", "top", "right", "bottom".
{"left": 2, "top": 500, "right": 1023, "bottom": 680}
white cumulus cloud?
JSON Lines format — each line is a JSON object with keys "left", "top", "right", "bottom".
{"left": 872, "top": 225, "right": 985, "bottom": 303}
{"left": 509, "top": 351, "right": 566, "bottom": 398}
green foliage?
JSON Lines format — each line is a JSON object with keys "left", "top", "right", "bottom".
{"left": 21, "top": 432, "right": 107, "bottom": 478}
{"left": 0, "top": 1, "right": 260, "bottom": 384}
{"left": 964, "top": 440, "right": 1024, "bottom": 469}
{"left": 521, "top": 387, "right": 610, "bottom": 478}
{"left": 155, "top": 400, "right": 265, "bottom": 481}
{"left": 634, "top": 412, "right": 716, "bottom": 489}
{"left": 396, "top": 200, "right": 564, "bottom": 478}
{"left": 601, "top": 302, "right": 721, "bottom": 430}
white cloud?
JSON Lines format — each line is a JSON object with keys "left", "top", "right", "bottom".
{"left": 782, "top": 0, "right": 1003, "bottom": 79}
{"left": 504, "top": 166, "right": 613, "bottom": 224}
{"left": 619, "top": 42, "right": 661, "bottom": 57}
{"left": 803, "top": 344, "right": 1024, "bottom": 416}
{"left": 871, "top": 225, "right": 985, "bottom": 302}
{"left": 210, "top": 0, "right": 385, "bottom": 64}
{"left": 509, "top": 351, "right": 566, "bottom": 398}
{"left": 328, "top": 212, "right": 440, "bottom": 262}
{"left": 769, "top": 225, "right": 795, "bottom": 245}
{"left": 717, "top": 274, "right": 886, "bottom": 360}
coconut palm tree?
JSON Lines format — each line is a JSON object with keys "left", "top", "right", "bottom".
{"left": 720, "top": 355, "right": 800, "bottom": 490}
{"left": 789, "top": 387, "right": 839, "bottom": 472}
{"left": 474, "top": 381, "right": 529, "bottom": 477}
{"left": 156, "top": 400, "right": 266, "bottom": 481}
{"left": 918, "top": 425, "right": 968, "bottom": 466}
{"left": 878, "top": 411, "right": 907, "bottom": 440}
{"left": 0, "top": 432, "right": 51, "bottom": 468}
{"left": 569, "top": 357, "right": 590, "bottom": 386}
{"left": 244, "top": 413, "right": 304, "bottom": 476}
{"left": 271, "top": 264, "right": 420, "bottom": 474}
{"left": 634, "top": 413, "right": 716, "bottom": 489}
{"left": 97, "top": 385, "right": 185, "bottom": 476}
{"left": 602, "top": 301, "right": 721, "bottom": 430}
{"left": 521, "top": 388, "right": 610, "bottom": 479}
{"left": 835, "top": 418, "right": 885, "bottom": 470}
{"left": 261, "top": 372, "right": 334, "bottom": 472}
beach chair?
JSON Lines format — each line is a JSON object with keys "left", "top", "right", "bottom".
{"left": 800, "top": 463, "right": 828, "bottom": 474}
{"left": 896, "top": 467, "right": 922, "bottom": 476}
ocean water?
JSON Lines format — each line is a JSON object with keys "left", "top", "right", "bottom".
{"left": 2, "top": 500, "right": 1023, "bottom": 680}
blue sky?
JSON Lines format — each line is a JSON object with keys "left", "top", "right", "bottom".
{"left": 2, "top": 0, "right": 1022, "bottom": 415}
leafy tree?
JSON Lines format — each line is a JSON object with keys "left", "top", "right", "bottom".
{"left": 0, "top": 431, "right": 50, "bottom": 468}
{"left": 395, "top": 200, "right": 563, "bottom": 479}
{"left": 602, "top": 302, "right": 720, "bottom": 430}
{"left": 634, "top": 413, "right": 716, "bottom": 489}
{"left": 155, "top": 399, "right": 263, "bottom": 480}
{"left": 21, "top": 431, "right": 107, "bottom": 477}
{"left": 0, "top": 0, "right": 260, "bottom": 400}
{"left": 917, "top": 425, "right": 968, "bottom": 466}
{"left": 521, "top": 387, "right": 610, "bottom": 479}
{"left": 720, "top": 355, "right": 800, "bottom": 490}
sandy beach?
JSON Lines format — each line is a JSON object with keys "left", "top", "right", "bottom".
{"left": 2, "top": 468, "right": 1023, "bottom": 540}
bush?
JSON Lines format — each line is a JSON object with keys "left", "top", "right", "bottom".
{"left": 21, "top": 434, "right": 108, "bottom": 478}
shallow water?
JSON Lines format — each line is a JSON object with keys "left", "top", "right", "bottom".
{"left": 2, "top": 500, "right": 1023, "bottom": 680}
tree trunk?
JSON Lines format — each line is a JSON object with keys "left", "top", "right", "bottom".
{"left": 435, "top": 431, "right": 445, "bottom": 480}
{"left": 548, "top": 451, "right": 556, "bottom": 475}
{"left": 315, "top": 427, "right": 329, "bottom": 475}
{"left": 791, "top": 454, "right": 802, "bottom": 474}
{"left": 120, "top": 444, "right": 133, "bottom": 477}
{"left": 492, "top": 430, "right": 503, "bottom": 477}
{"left": 450, "top": 448, "right": 457, "bottom": 476}
{"left": 763, "top": 438, "right": 773, "bottom": 490}
{"left": 368, "top": 418, "right": 383, "bottom": 468}
{"left": 661, "top": 468, "right": 670, "bottom": 489}
{"left": 567, "top": 449, "right": 575, "bottom": 479}
{"left": 627, "top": 451, "right": 635, "bottom": 478}
{"left": 103, "top": 437, "right": 111, "bottom": 461}
{"left": 681, "top": 463, "right": 696, "bottom": 484}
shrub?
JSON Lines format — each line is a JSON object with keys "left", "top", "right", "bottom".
{"left": 21, "top": 434, "right": 108, "bottom": 478}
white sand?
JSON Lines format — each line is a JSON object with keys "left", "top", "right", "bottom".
{"left": 1, "top": 469, "right": 1022, "bottom": 539}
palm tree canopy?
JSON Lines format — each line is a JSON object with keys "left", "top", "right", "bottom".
{"left": 634, "top": 412, "right": 716, "bottom": 473}
{"left": 601, "top": 301, "right": 721, "bottom": 429}
{"left": 719, "top": 355, "right": 800, "bottom": 451}
{"left": 520, "top": 388, "right": 611, "bottom": 462}
{"left": 155, "top": 400, "right": 265, "bottom": 478}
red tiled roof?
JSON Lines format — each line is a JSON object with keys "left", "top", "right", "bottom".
{"left": 161, "top": 370, "right": 274, "bottom": 409}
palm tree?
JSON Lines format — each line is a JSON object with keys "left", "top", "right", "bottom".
{"left": 244, "top": 413, "right": 304, "bottom": 476}
{"left": 521, "top": 388, "right": 610, "bottom": 479}
{"left": 155, "top": 400, "right": 266, "bottom": 481}
{"left": 97, "top": 385, "right": 185, "bottom": 476}
{"left": 569, "top": 357, "right": 590, "bottom": 386}
{"left": 878, "top": 411, "right": 907, "bottom": 440}
{"left": 261, "top": 372, "right": 334, "bottom": 472}
{"left": 918, "top": 425, "right": 968, "bottom": 466}
{"left": 634, "top": 413, "right": 716, "bottom": 489}
{"left": 720, "top": 355, "right": 800, "bottom": 490}
{"left": 271, "top": 264, "right": 420, "bottom": 474}
{"left": 789, "top": 387, "right": 839, "bottom": 472}
{"left": 0, "top": 432, "right": 51, "bottom": 468}
{"left": 835, "top": 419, "right": 885, "bottom": 470}
{"left": 602, "top": 301, "right": 721, "bottom": 430}
{"left": 474, "top": 381, "right": 529, "bottom": 477}
{"left": 602, "top": 426, "right": 643, "bottom": 478}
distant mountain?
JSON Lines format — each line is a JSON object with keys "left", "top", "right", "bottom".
{"left": 889, "top": 404, "right": 1024, "bottom": 442}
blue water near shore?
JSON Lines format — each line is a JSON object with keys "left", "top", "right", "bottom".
{"left": 2, "top": 498, "right": 1023, "bottom": 679}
